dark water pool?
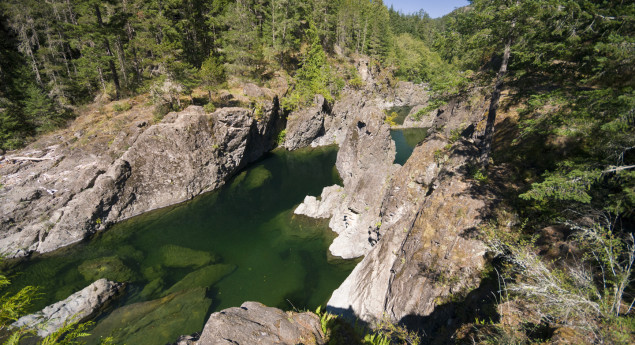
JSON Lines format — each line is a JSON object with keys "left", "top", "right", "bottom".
{"left": 391, "top": 128, "right": 429, "bottom": 165}
{"left": 4, "top": 146, "right": 357, "bottom": 344}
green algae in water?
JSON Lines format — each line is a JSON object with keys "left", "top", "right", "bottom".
{"left": 78, "top": 256, "right": 138, "bottom": 283}
{"left": 391, "top": 128, "right": 429, "bottom": 165}
{"left": 4, "top": 146, "right": 357, "bottom": 345}
{"left": 87, "top": 287, "right": 212, "bottom": 345}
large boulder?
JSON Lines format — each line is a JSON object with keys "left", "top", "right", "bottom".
{"left": 0, "top": 103, "right": 281, "bottom": 258}
{"left": 196, "top": 302, "right": 325, "bottom": 345}
{"left": 13, "top": 279, "right": 124, "bottom": 337}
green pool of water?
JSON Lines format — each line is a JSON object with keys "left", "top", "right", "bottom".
{"left": 391, "top": 128, "right": 429, "bottom": 165}
{"left": 4, "top": 146, "right": 357, "bottom": 344}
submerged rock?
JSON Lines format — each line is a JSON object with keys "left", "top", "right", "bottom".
{"left": 242, "top": 165, "right": 273, "bottom": 190}
{"left": 13, "top": 279, "right": 124, "bottom": 338}
{"left": 195, "top": 301, "right": 325, "bottom": 345}
{"left": 157, "top": 244, "right": 218, "bottom": 268}
{"left": 78, "top": 256, "right": 137, "bottom": 282}
{"left": 88, "top": 288, "right": 212, "bottom": 345}
{"left": 163, "top": 264, "right": 236, "bottom": 296}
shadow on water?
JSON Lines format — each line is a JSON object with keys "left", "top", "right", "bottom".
{"left": 3, "top": 146, "right": 356, "bottom": 345}
{"left": 391, "top": 128, "right": 429, "bottom": 165}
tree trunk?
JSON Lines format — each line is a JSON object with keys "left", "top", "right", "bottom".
{"left": 94, "top": 4, "right": 120, "bottom": 99}
{"left": 479, "top": 37, "right": 512, "bottom": 167}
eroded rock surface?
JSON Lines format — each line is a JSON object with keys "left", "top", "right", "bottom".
{"left": 327, "top": 136, "right": 489, "bottom": 323}
{"left": 291, "top": 88, "right": 398, "bottom": 259}
{"left": 196, "top": 301, "right": 325, "bottom": 345}
{"left": 13, "top": 279, "right": 124, "bottom": 337}
{"left": 0, "top": 103, "right": 280, "bottom": 258}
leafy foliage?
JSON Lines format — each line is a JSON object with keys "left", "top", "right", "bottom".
{"left": 1, "top": 271, "right": 93, "bottom": 345}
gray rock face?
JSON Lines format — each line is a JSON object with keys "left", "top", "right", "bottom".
{"left": 327, "top": 108, "right": 397, "bottom": 259}
{"left": 0, "top": 104, "right": 280, "bottom": 258}
{"left": 196, "top": 302, "right": 325, "bottom": 345}
{"left": 327, "top": 135, "right": 489, "bottom": 324}
{"left": 294, "top": 185, "right": 343, "bottom": 219}
{"left": 13, "top": 279, "right": 124, "bottom": 337}
{"left": 402, "top": 104, "right": 436, "bottom": 128}
{"left": 402, "top": 88, "right": 488, "bottom": 133}
{"left": 283, "top": 95, "right": 330, "bottom": 150}
{"left": 290, "top": 88, "right": 398, "bottom": 259}
{"left": 390, "top": 81, "right": 429, "bottom": 107}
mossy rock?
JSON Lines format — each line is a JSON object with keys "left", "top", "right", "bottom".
{"left": 243, "top": 165, "right": 272, "bottom": 190}
{"left": 140, "top": 278, "right": 165, "bottom": 300}
{"left": 87, "top": 288, "right": 212, "bottom": 345}
{"left": 156, "top": 245, "right": 219, "bottom": 268}
{"left": 142, "top": 265, "right": 166, "bottom": 281}
{"left": 117, "top": 245, "right": 145, "bottom": 262}
{"left": 229, "top": 171, "right": 248, "bottom": 190}
{"left": 78, "top": 256, "right": 137, "bottom": 282}
{"left": 163, "top": 264, "right": 236, "bottom": 296}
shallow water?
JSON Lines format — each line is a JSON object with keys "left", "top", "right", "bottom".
{"left": 391, "top": 128, "right": 429, "bottom": 165}
{"left": 4, "top": 146, "right": 357, "bottom": 344}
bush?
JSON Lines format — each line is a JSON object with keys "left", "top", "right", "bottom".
{"left": 277, "top": 129, "right": 286, "bottom": 146}
{"left": 203, "top": 102, "right": 216, "bottom": 113}
{"left": 484, "top": 214, "right": 635, "bottom": 343}
{"left": 112, "top": 101, "right": 132, "bottom": 113}
{"left": 0, "top": 269, "right": 94, "bottom": 344}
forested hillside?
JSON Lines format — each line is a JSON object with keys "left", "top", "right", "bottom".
{"left": 0, "top": 0, "right": 634, "bottom": 343}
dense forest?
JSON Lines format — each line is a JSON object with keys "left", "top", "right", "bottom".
{"left": 1, "top": 0, "right": 634, "bottom": 343}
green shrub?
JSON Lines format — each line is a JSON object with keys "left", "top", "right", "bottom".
{"left": 277, "top": 129, "right": 287, "bottom": 146}
{"left": 112, "top": 102, "right": 132, "bottom": 113}
{"left": 203, "top": 102, "right": 216, "bottom": 113}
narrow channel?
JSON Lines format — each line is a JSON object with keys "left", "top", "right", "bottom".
{"left": 387, "top": 106, "right": 429, "bottom": 165}
{"left": 5, "top": 146, "right": 357, "bottom": 344}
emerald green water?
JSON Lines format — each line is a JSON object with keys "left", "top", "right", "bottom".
{"left": 391, "top": 128, "right": 429, "bottom": 165}
{"left": 4, "top": 146, "right": 356, "bottom": 344}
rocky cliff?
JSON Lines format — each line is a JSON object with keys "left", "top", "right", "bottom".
{"left": 327, "top": 135, "right": 490, "bottom": 324}
{"left": 289, "top": 88, "right": 399, "bottom": 259}
{"left": 287, "top": 79, "right": 492, "bottom": 326}
{"left": 0, "top": 102, "right": 280, "bottom": 258}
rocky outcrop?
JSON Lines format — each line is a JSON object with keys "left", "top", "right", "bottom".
{"left": 389, "top": 81, "right": 429, "bottom": 107}
{"left": 13, "top": 279, "right": 124, "bottom": 337}
{"left": 195, "top": 302, "right": 325, "bottom": 345}
{"left": 327, "top": 135, "right": 489, "bottom": 324}
{"left": 283, "top": 95, "right": 331, "bottom": 151}
{"left": 290, "top": 88, "right": 398, "bottom": 259}
{"left": 0, "top": 103, "right": 280, "bottom": 258}
{"left": 294, "top": 185, "right": 343, "bottom": 219}
{"left": 402, "top": 88, "right": 488, "bottom": 133}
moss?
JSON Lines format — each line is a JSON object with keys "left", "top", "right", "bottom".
{"left": 140, "top": 278, "right": 165, "bottom": 300}
{"left": 163, "top": 264, "right": 236, "bottom": 296}
{"left": 142, "top": 265, "right": 166, "bottom": 281}
{"left": 78, "top": 256, "right": 137, "bottom": 282}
